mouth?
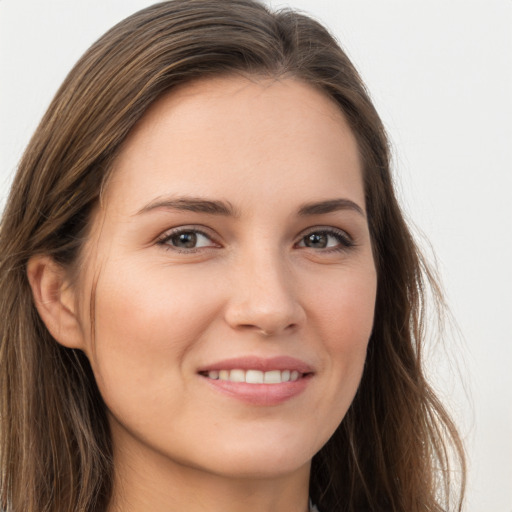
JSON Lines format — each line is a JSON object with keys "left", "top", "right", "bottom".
{"left": 200, "top": 368, "right": 305, "bottom": 384}
{"left": 197, "top": 356, "right": 313, "bottom": 406}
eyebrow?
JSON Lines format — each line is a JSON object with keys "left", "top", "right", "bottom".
{"left": 136, "top": 196, "right": 364, "bottom": 218}
{"left": 298, "top": 198, "right": 365, "bottom": 218}
{"left": 136, "top": 197, "right": 239, "bottom": 217}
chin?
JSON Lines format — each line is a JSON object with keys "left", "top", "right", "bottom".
{"left": 203, "top": 451, "right": 312, "bottom": 480}
{"left": 183, "top": 431, "right": 319, "bottom": 480}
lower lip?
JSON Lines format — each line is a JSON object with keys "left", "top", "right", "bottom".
{"left": 201, "top": 374, "right": 312, "bottom": 406}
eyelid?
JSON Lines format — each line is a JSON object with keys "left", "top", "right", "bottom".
{"left": 156, "top": 225, "right": 221, "bottom": 251}
{"left": 295, "top": 226, "right": 355, "bottom": 250}
{"left": 154, "top": 224, "right": 355, "bottom": 253}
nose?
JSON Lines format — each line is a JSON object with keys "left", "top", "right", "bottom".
{"left": 223, "top": 248, "right": 305, "bottom": 337}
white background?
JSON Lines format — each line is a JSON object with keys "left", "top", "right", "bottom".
{"left": 1, "top": 1, "right": 511, "bottom": 510}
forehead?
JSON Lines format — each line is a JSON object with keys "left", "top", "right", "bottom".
{"left": 104, "top": 75, "right": 364, "bottom": 215}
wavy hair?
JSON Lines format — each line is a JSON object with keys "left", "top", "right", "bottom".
{"left": 0, "top": 1, "right": 465, "bottom": 510}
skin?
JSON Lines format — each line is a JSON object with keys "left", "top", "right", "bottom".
{"left": 29, "top": 75, "right": 377, "bottom": 512}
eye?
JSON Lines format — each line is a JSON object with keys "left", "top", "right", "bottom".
{"left": 157, "top": 227, "right": 219, "bottom": 251}
{"left": 296, "top": 228, "right": 353, "bottom": 251}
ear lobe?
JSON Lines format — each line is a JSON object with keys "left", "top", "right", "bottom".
{"left": 26, "top": 255, "right": 85, "bottom": 350}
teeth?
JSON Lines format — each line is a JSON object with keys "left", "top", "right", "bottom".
{"left": 246, "top": 370, "right": 264, "bottom": 384}
{"left": 264, "top": 370, "right": 281, "bottom": 383}
{"left": 230, "top": 369, "right": 245, "bottom": 382}
{"left": 206, "top": 369, "right": 303, "bottom": 384}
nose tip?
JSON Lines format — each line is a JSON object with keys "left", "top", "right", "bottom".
{"left": 224, "top": 260, "right": 305, "bottom": 337}
{"left": 225, "top": 300, "right": 302, "bottom": 337}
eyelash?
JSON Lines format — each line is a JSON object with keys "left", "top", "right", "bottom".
{"left": 157, "top": 226, "right": 219, "bottom": 253}
{"left": 295, "top": 228, "right": 354, "bottom": 252}
{"left": 156, "top": 226, "right": 354, "bottom": 253}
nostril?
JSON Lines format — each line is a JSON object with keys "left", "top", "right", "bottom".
{"left": 236, "top": 322, "right": 298, "bottom": 337}
{"left": 223, "top": 286, "right": 305, "bottom": 336}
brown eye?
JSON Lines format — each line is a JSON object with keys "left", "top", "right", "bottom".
{"left": 158, "top": 228, "right": 217, "bottom": 251}
{"left": 297, "top": 229, "right": 353, "bottom": 251}
{"left": 304, "top": 233, "right": 328, "bottom": 248}
{"left": 170, "top": 232, "right": 198, "bottom": 248}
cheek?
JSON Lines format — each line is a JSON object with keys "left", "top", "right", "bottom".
{"left": 306, "top": 265, "right": 376, "bottom": 397}
{"left": 310, "top": 263, "right": 376, "bottom": 348}
{"left": 83, "top": 262, "right": 223, "bottom": 413}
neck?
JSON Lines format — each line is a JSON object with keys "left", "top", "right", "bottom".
{"left": 107, "top": 437, "right": 311, "bottom": 512}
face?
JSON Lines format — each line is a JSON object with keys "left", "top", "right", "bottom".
{"left": 72, "top": 76, "right": 377, "bottom": 481}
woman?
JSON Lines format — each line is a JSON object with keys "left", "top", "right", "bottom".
{"left": 0, "top": 1, "right": 465, "bottom": 511}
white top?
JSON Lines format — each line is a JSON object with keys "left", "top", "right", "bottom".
{"left": 309, "top": 500, "right": 320, "bottom": 512}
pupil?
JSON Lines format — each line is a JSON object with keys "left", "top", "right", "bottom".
{"left": 174, "top": 232, "right": 197, "bottom": 248}
{"left": 306, "top": 233, "right": 327, "bottom": 248}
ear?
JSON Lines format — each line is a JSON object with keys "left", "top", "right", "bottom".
{"left": 26, "top": 255, "right": 85, "bottom": 350}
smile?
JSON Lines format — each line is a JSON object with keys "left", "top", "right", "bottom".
{"left": 204, "top": 369, "right": 302, "bottom": 384}
{"left": 197, "top": 356, "right": 313, "bottom": 406}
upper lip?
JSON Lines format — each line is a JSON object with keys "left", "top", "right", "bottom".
{"left": 197, "top": 356, "right": 314, "bottom": 374}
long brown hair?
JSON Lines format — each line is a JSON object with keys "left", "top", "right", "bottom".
{"left": 0, "top": 1, "right": 465, "bottom": 510}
